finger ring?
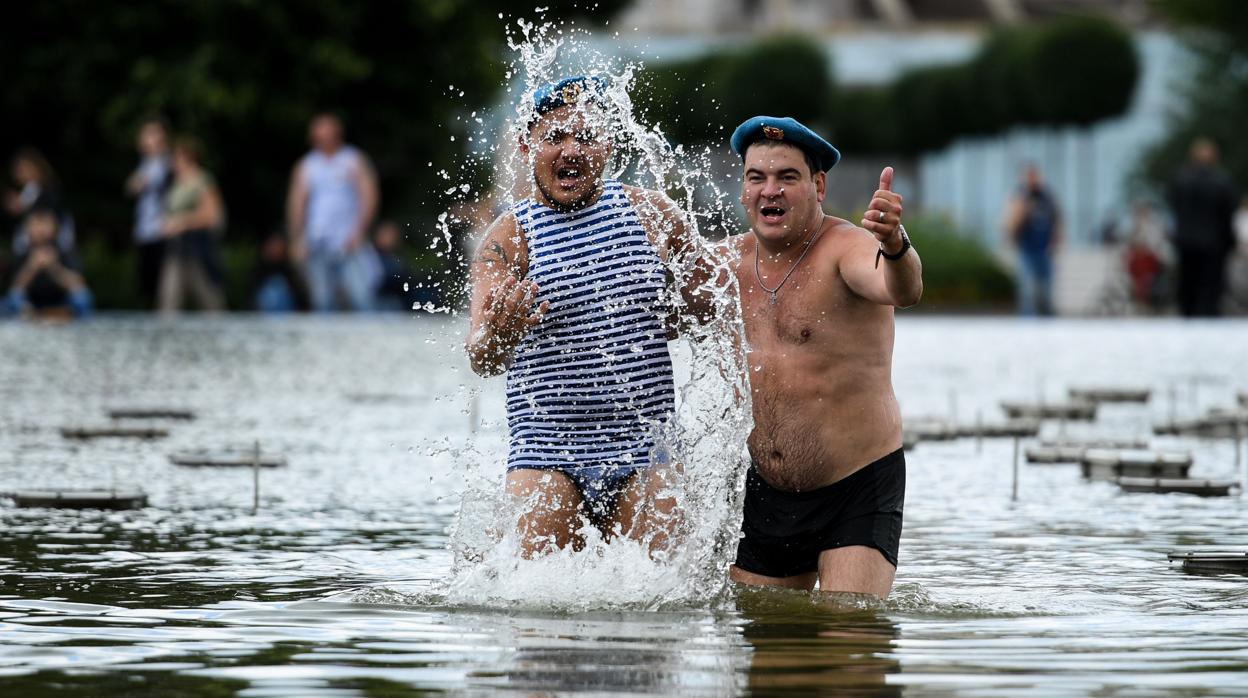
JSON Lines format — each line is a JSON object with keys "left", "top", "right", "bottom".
{"left": 878, "top": 210, "right": 886, "bottom": 222}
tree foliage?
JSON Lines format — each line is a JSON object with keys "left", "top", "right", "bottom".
{"left": 634, "top": 36, "right": 833, "bottom": 145}
{"left": 1138, "top": 0, "right": 1248, "bottom": 193}
{"left": 0, "top": 1, "right": 625, "bottom": 247}
{"left": 639, "top": 16, "right": 1139, "bottom": 156}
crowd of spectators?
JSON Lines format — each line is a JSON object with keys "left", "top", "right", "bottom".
{"left": 2, "top": 112, "right": 423, "bottom": 321}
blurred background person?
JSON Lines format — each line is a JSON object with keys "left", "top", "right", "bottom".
{"left": 1228, "top": 196, "right": 1248, "bottom": 314}
{"left": 159, "top": 136, "right": 226, "bottom": 314}
{"left": 251, "top": 232, "right": 308, "bottom": 313}
{"left": 1166, "top": 137, "right": 1239, "bottom": 318}
{"left": 286, "top": 112, "right": 380, "bottom": 312}
{"left": 1003, "top": 163, "right": 1062, "bottom": 317}
{"left": 125, "top": 116, "right": 173, "bottom": 309}
{"left": 371, "top": 219, "right": 419, "bottom": 311}
{"left": 2, "top": 205, "right": 91, "bottom": 320}
{"left": 5, "top": 147, "right": 74, "bottom": 255}
{"left": 1122, "top": 198, "right": 1172, "bottom": 314}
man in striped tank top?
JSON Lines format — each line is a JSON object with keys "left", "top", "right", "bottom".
{"left": 725, "top": 117, "right": 924, "bottom": 599}
{"left": 465, "top": 77, "right": 706, "bottom": 557}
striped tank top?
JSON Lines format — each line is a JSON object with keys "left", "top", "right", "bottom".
{"left": 506, "top": 179, "right": 675, "bottom": 472}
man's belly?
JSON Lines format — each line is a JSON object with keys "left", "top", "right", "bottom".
{"left": 746, "top": 357, "right": 901, "bottom": 491}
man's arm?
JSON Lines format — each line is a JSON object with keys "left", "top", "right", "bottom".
{"left": 9, "top": 253, "right": 45, "bottom": 292}
{"left": 348, "top": 154, "right": 380, "bottom": 251}
{"left": 465, "top": 213, "right": 547, "bottom": 376}
{"left": 125, "top": 167, "right": 145, "bottom": 198}
{"left": 841, "top": 167, "right": 923, "bottom": 308}
{"left": 1003, "top": 195, "right": 1025, "bottom": 244}
{"left": 624, "top": 186, "right": 720, "bottom": 325}
{"left": 285, "top": 161, "right": 308, "bottom": 261}
{"left": 43, "top": 256, "right": 87, "bottom": 293}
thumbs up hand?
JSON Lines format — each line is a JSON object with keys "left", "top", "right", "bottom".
{"left": 861, "top": 166, "right": 905, "bottom": 254}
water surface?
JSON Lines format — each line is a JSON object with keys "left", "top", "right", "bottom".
{"left": 2, "top": 316, "right": 1246, "bottom": 696}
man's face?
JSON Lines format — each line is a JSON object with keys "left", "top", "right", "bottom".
{"left": 524, "top": 105, "right": 611, "bottom": 212}
{"left": 310, "top": 116, "right": 343, "bottom": 152}
{"left": 138, "top": 123, "right": 167, "bottom": 156}
{"left": 741, "top": 142, "right": 824, "bottom": 243}
{"left": 1023, "top": 166, "right": 1041, "bottom": 190}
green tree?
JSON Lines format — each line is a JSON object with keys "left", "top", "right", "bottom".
{"left": 634, "top": 35, "right": 832, "bottom": 145}
{"left": 0, "top": 2, "right": 624, "bottom": 285}
{"left": 1138, "top": 0, "right": 1248, "bottom": 192}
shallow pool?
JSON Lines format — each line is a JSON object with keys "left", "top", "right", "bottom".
{"left": 1, "top": 315, "right": 1246, "bottom": 696}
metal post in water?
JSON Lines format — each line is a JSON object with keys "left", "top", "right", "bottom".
{"left": 976, "top": 409, "right": 983, "bottom": 454}
{"left": 1234, "top": 421, "right": 1241, "bottom": 470}
{"left": 1236, "top": 421, "right": 1244, "bottom": 489}
{"left": 1168, "top": 384, "right": 1177, "bottom": 423}
{"left": 252, "top": 440, "right": 260, "bottom": 513}
{"left": 1011, "top": 436, "right": 1020, "bottom": 502}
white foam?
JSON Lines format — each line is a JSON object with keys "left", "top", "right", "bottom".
{"left": 429, "top": 19, "right": 753, "bottom": 612}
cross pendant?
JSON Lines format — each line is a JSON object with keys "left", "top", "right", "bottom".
{"left": 768, "top": 290, "right": 778, "bottom": 305}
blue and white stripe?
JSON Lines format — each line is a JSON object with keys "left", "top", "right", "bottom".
{"left": 506, "top": 179, "right": 675, "bottom": 471}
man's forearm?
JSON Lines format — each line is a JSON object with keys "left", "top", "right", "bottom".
{"left": 10, "top": 266, "right": 36, "bottom": 292}
{"left": 466, "top": 328, "right": 514, "bottom": 377}
{"left": 883, "top": 252, "right": 923, "bottom": 308}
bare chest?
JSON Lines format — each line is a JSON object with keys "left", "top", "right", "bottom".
{"left": 737, "top": 263, "right": 856, "bottom": 351}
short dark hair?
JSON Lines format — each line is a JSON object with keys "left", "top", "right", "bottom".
{"left": 745, "top": 140, "right": 820, "bottom": 177}
{"left": 173, "top": 136, "right": 203, "bottom": 164}
{"left": 139, "top": 114, "right": 170, "bottom": 133}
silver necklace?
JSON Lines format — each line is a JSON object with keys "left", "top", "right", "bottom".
{"left": 754, "top": 223, "right": 822, "bottom": 305}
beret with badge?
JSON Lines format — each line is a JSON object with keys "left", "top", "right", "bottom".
{"left": 532, "top": 75, "right": 610, "bottom": 116}
{"left": 730, "top": 116, "right": 841, "bottom": 172}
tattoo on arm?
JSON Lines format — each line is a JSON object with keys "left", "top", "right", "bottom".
{"left": 474, "top": 240, "right": 510, "bottom": 268}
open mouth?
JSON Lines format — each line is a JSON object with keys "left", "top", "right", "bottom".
{"left": 759, "top": 205, "right": 786, "bottom": 223}
{"left": 556, "top": 166, "right": 583, "bottom": 188}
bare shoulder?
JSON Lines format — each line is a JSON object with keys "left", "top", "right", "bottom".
{"left": 476, "top": 211, "right": 523, "bottom": 251}
{"left": 470, "top": 211, "right": 527, "bottom": 273}
{"left": 817, "top": 216, "right": 872, "bottom": 256}
{"left": 623, "top": 185, "right": 680, "bottom": 217}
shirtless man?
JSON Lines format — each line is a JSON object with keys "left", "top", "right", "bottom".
{"left": 725, "top": 116, "right": 922, "bottom": 598}
{"left": 465, "top": 76, "right": 703, "bottom": 557}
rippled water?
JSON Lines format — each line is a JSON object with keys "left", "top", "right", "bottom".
{"left": 2, "top": 316, "right": 1247, "bottom": 696}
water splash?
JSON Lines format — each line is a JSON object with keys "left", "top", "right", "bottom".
{"left": 395, "top": 17, "right": 754, "bottom": 612}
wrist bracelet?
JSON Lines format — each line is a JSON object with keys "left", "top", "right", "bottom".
{"left": 874, "top": 224, "right": 911, "bottom": 269}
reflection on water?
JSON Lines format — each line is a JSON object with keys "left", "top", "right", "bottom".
{"left": 738, "top": 589, "right": 900, "bottom": 696}
{"left": 1, "top": 316, "right": 1248, "bottom": 695}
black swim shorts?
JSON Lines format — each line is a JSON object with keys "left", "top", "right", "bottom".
{"left": 734, "top": 448, "right": 905, "bottom": 578}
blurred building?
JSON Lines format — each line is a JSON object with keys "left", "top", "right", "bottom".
{"left": 618, "top": 0, "right": 1153, "bottom": 32}
{"left": 605, "top": 0, "right": 1178, "bottom": 313}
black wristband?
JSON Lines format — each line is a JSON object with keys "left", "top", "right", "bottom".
{"left": 874, "top": 225, "right": 911, "bottom": 269}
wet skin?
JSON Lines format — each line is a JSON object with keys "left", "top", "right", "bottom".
{"left": 727, "top": 142, "right": 922, "bottom": 596}
{"left": 465, "top": 103, "right": 701, "bottom": 557}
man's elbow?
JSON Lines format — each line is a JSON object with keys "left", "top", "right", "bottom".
{"left": 895, "top": 282, "right": 923, "bottom": 309}
{"left": 465, "top": 343, "right": 505, "bottom": 378}
{"left": 467, "top": 353, "right": 498, "bottom": 378}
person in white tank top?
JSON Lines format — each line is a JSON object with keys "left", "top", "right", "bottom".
{"left": 285, "top": 113, "right": 381, "bottom": 311}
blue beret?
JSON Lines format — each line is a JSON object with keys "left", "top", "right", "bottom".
{"left": 730, "top": 116, "right": 841, "bottom": 172}
{"left": 533, "top": 75, "right": 609, "bottom": 116}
